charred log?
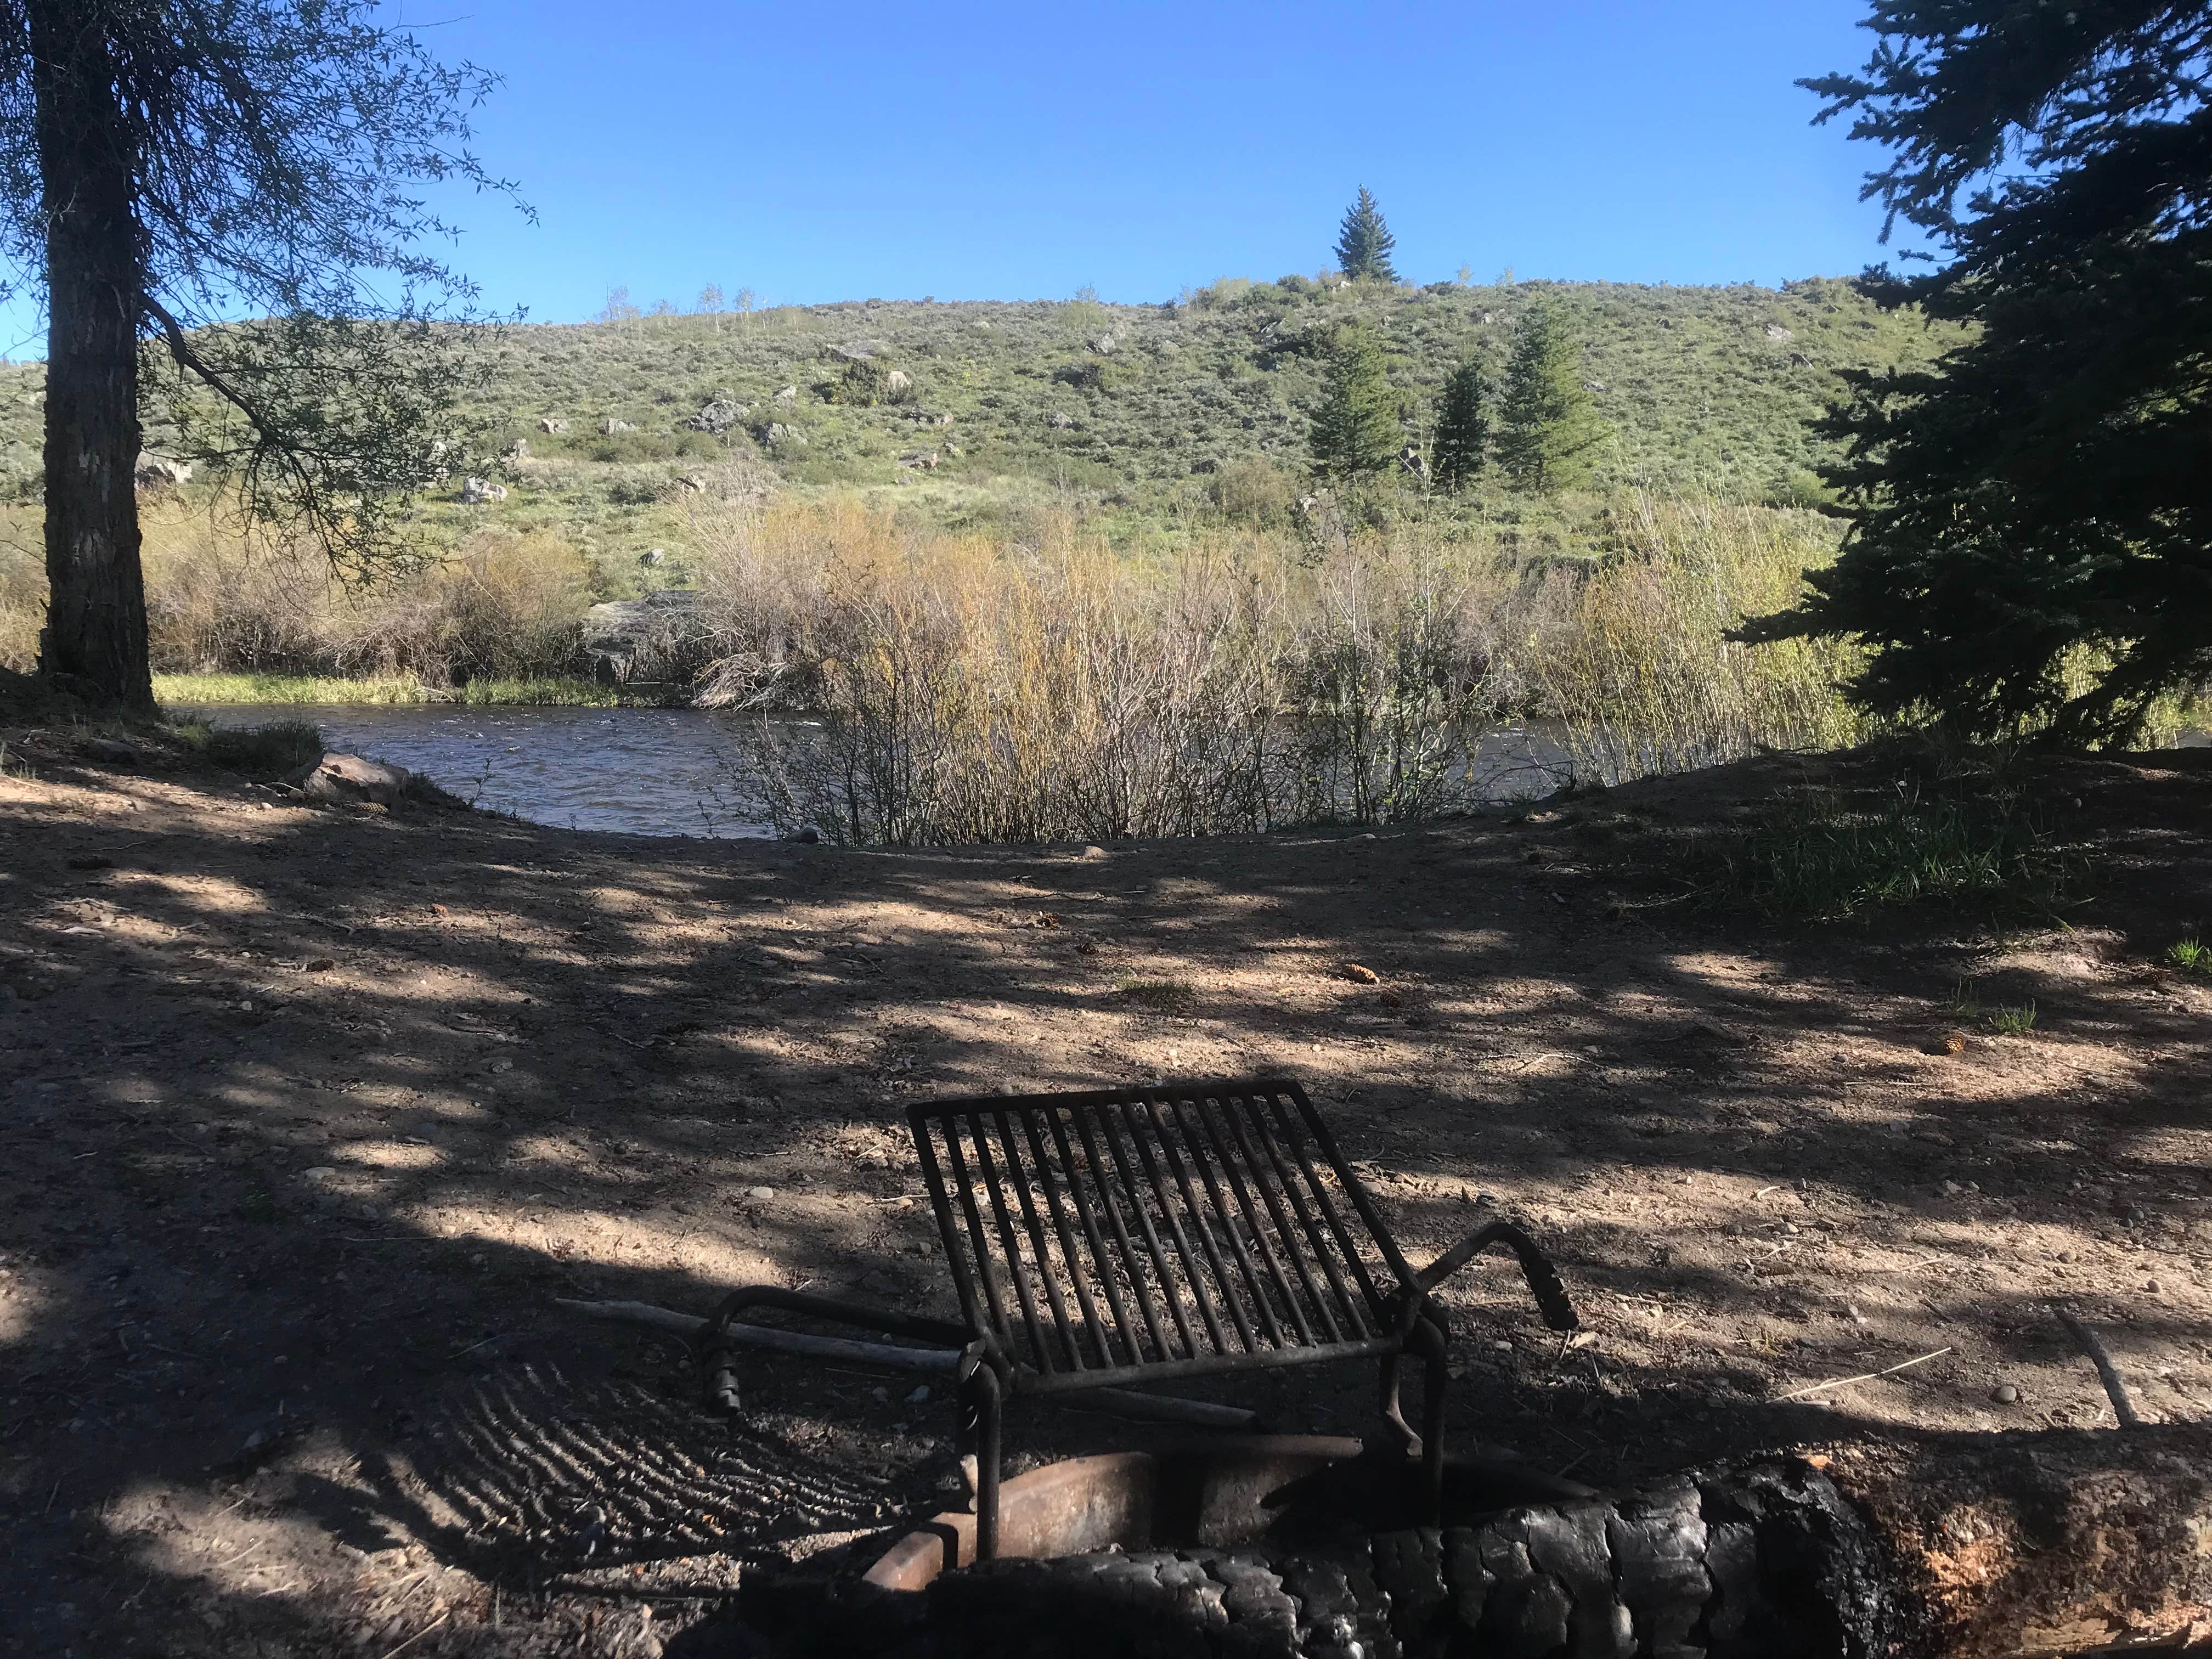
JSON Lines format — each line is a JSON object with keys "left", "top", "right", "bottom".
{"left": 750, "top": 1429, "right": 2212, "bottom": 1659}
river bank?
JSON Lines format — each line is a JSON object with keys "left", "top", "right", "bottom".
{"left": 3, "top": 723, "right": 2209, "bottom": 1655}
{"left": 152, "top": 673, "right": 663, "bottom": 708}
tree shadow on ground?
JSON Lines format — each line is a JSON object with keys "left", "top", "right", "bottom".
{"left": 2, "top": 741, "right": 2207, "bottom": 1654}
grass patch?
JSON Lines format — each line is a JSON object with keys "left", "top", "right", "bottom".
{"left": 1112, "top": 975, "right": 1198, "bottom": 1013}
{"left": 1948, "top": 982, "right": 2039, "bottom": 1037}
{"left": 1725, "top": 783, "right": 2076, "bottom": 919}
{"left": 452, "top": 677, "right": 631, "bottom": 706}
{"left": 170, "top": 716, "right": 324, "bottom": 776}
{"left": 2167, "top": 938, "right": 2211, "bottom": 977}
{"left": 157, "top": 673, "right": 441, "bottom": 705}
{"left": 154, "top": 672, "right": 631, "bottom": 707}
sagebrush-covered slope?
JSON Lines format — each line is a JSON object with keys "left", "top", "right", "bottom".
{"left": 0, "top": 275, "right": 1962, "bottom": 562}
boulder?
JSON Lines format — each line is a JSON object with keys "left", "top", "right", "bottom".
{"left": 1765, "top": 324, "right": 1795, "bottom": 342}
{"left": 1087, "top": 332, "right": 1118, "bottom": 354}
{"left": 639, "top": 548, "right": 668, "bottom": 567}
{"left": 601, "top": 418, "right": 637, "bottom": 436}
{"left": 687, "top": 398, "right": 746, "bottom": 434}
{"left": 134, "top": 454, "right": 191, "bottom": 492}
{"left": 1045, "top": 411, "right": 1075, "bottom": 430}
{"left": 580, "top": 589, "right": 709, "bottom": 685}
{"left": 459, "top": 477, "right": 509, "bottom": 504}
{"left": 764, "top": 422, "right": 807, "bottom": 448}
{"left": 773, "top": 386, "right": 797, "bottom": 407}
{"left": 884, "top": 369, "right": 912, "bottom": 398}
{"left": 501, "top": 438, "right": 531, "bottom": 461}
{"left": 302, "top": 753, "right": 414, "bottom": 809}
{"left": 537, "top": 417, "right": 569, "bottom": 433}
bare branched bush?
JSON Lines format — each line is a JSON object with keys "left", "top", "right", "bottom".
{"left": 1286, "top": 545, "right": 1511, "bottom": 823}
{"left": 331, "top": 532, "right": 592, "bottom": 684}
{"left": 1522, "top": 495, "right": 1864, "bottom": 782}
{"left": 691, "top": 503, "right": 1578, "bottom": 843}
{"left": 137, "top": 506, "right": 593, "bottom": 687}
{"left": 0, "top": 511, "right": 47, "bottom": 673}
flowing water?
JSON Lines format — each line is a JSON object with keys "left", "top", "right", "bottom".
{"left": 184, "top": 703, "right": 1577, "bottom": 840}
{"left": 188, "top": 704, "right": 784, "bottom": 837}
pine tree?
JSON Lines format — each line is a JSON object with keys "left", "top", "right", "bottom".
{"left": 5, "top": 1, "right": 518, "bottom": 707}
{"left": 1309, "top": 322, "right": 1403, "bottom": 481}
{"left": 1335, "top": 188, "right": 1399, "bottom": 284}
{"left": 1431, "top": 363, "right": 1488, "bottom": 491}
{"left": 1741, "top": 2, "right": 2212, "bottom": 746}
{"left": 1496, "top": 307, "right": 1605, "bottom": 492}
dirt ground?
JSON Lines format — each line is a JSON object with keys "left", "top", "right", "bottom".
{"left": 2, "top": 722, "right": 2208, "bottom": 1657}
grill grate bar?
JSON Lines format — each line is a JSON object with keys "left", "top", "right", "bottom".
{"left": 1264, "top": 1090, "right": 1390, "bottom": 1322}
{"left": 1019, "top": 1109, "right": 1115, "bottom": 1369}
{"left": 1180, "top": 1091, "right": 1301, "bottom": 1346}
{"left": 962, "top": 1113, "right": 1054, "bottom": 1371}
{"left": 910, "top": 1079, "right": 1415, "bottom": 1380}
{"left": 991, "top": 1108, "right": 1086, "bottom": 1371}
{"left": 1245, "top": 1090, "right": 1375, "bottom": 1340}
{"left": 1141, "top": 1091, "right": 1260, "bottom": 1352}
{"left": 1067, "top": 1108, "right": 1172, "bottom": 1365}
{"left": 1212, "top": 1092, "right": 1342, "bottom": 1344}
{"left": 1153, "top": 1091, "right": 1277, "bottom": 1348}
{"left": 1091, "top": 1102, "right": 1200, "bottom": 1360}
{"left": 932, "top": 1119, "right": 1014, "bottom": 1341}
{"left": 1109, "top": 1098, "right": 1233, "bottom": 1355}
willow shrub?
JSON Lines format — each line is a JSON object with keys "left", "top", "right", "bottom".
{"left": 1525, "top": 494, "right": 1865, "bottom": 785}
{"left": 137, "top": 506, "right": 595, "bottom": 688}
{"left": 689, "top": 495, "right": 1854, "bottom": 844}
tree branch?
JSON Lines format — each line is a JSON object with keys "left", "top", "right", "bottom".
{"left": 143, "top": 290, "right": 281, "bottom": 442}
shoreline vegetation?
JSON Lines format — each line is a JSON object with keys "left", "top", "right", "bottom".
{"left": 150, "top": 672, "right": 648, "bottom": 707}
{"left": 10, "top": 487, "right": 2196, "bottom": 846}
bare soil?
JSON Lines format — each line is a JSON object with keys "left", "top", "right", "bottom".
{"left": 2, "top": 724, "right": 2208, "bottom": 1657}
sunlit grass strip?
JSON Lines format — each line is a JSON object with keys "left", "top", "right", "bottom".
{"left": 153, "top": 673, "right": 631, "bottom": 707}
{"left": 1724, "top": 792, "right": 2079, "bottom": 919}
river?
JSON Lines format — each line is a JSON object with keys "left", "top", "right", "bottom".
{"left": 188, "top": 704, "right": 784, "bottom": 837}
{"left": 182, "top": 703, "right": 1578, "bottom": 839}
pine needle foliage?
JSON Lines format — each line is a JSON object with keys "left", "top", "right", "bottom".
{"left": 1335, "top": 188, "right": 1399, "bottom": 284}
{"left": 0, "top": 0, "right": 523, "bottom": 702}
{"left": 1431, "top": 362, "right": 1488, "bottom": 492}
{"left": 1308, "top": 321, "right": 1402, "bottom": 481}
{"left": 1742, "top": 1, "right": 2212, "bottom": 746}
{"left": 1497, "top": 305, "right": 1606, "bottom": 492}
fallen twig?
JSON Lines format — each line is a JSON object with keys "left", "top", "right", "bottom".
{"left": 376, "top": 1610, "right": 450, "bottom": 1659}
{"left": 1773, "top": 1346, "right": 1953, "bottom": 1403}
{"left": 2055, "top": 1304, "right": 2142, "bottom": 1427}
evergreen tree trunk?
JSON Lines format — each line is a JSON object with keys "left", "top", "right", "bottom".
{"left": 30, "top": 2, "right": 151, "bottom": 710}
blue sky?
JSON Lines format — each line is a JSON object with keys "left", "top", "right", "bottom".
{"left": 1, "top": 0, "right": 1909, "bottom": 352}
{"left": 388, "top": 0, "right": 1907, "bottom": 324}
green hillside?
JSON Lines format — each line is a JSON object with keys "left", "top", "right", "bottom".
{"left": 0, "top": 274, "right": 1965, "bottom": 578}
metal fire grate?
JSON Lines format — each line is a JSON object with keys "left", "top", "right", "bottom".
{"left": 911, "top": 1077, "right": 1440, "bottom": 1390}
{"left": 709, "top": 1074, "right": 1575, "bottom": 1561}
